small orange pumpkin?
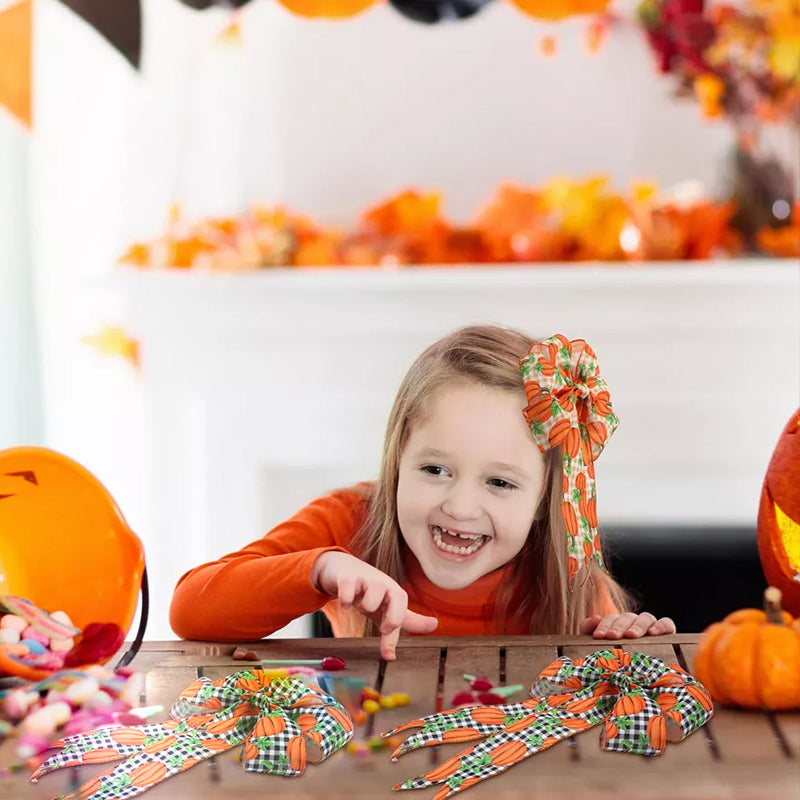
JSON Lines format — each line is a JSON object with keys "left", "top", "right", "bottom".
{"left": 757, "top": 408, "right": 800, "bottom": 616}
{"left": 693, "top": 587, "right": 800, "bottom": 710}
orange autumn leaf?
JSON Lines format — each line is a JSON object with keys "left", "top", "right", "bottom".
{"left": 539, "top": 35, "right": 558, "bottom": 56}
{"left": 118, "top": 242, "right": 150, "bottom": 267}
{"left": 293, "top": 232, "right": 344, "bottom": 267}
{"left": 360, "top": 189, "right": 447, "bottom": 237}
{"left": 167, "top": 235, "right": 216, "bottom": 268}
{"left": 473, "top": 184, "right": 548, "bottom": 261}
{"left": 81, "top": 327, "right": 140, "bottom": 368}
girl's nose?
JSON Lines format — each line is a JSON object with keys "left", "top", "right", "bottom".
{"left": 440, "top": 482, "right": 482, "bottom": 521}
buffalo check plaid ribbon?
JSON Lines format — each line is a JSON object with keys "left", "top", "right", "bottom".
{"left": 383, "top": 648, "right": 713, "bottom": 800}
{"left": 519, "top": 334, "right": 619, "bottom": 586}
{"left": 31, "top": 670, "right": 354, "bottom": 799}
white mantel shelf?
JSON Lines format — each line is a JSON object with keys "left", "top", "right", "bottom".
{"left": 115, "top": 259, "right": 799, "bottom": 639}
{"left": 118, "top": 258, "right": 797, "bottom": 291}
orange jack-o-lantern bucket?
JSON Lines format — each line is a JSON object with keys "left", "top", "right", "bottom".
{"left": 757, "top": 409, "right": 800, "bottom": 616}
{"left": 0, "top": 447, "right": 147, "bottom": 664}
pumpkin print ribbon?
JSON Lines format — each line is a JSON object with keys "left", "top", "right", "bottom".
{"left": 383, "top": 648, "right": 713, "bottom": 800}
{"left": 31, "top": 670, "right": 354, "bottom": 799}
{"left": 519, "top": 334, "right": 619, "bottom": 585}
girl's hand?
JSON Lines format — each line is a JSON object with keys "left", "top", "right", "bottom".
{"left": 311, "top": 551, "right": 438, "bottom": 660}
{"left": 580, "top": 612, "right": 676, "bottom": 639}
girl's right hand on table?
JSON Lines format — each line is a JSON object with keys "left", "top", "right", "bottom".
{"left": 311, "top": 551, "right": 438, "bottom": 661}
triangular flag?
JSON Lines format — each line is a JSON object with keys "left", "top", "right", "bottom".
{"left": 57, "top": 0, "right": 142, "bottom": 69}
{"left": 0, "top": 0, "right": 32, "bottom": 127}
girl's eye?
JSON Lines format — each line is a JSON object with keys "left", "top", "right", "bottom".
{"left": 421, "top": 465, "right": 449, "bottom": 477}
{"left": 488, "top": 478, "right": 517, "bottom": 491}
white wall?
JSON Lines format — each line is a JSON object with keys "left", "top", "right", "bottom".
{"left": 25, "top": 0, "right": 795, "bottom": 639}
{"left": 0, "top": 110, "right": 41, "bottom": 446}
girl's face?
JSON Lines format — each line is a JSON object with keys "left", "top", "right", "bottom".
{"left": 396, "top": 383, "right": 546, "bottom": 590}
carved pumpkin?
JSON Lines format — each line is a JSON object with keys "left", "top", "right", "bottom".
{"left": 693, "top": 587, "right": 800, "bottom": 710}
{"left": 0, "top": 447, "right": 145, "bottom": 636}
{"left": 757, "top": 407, "right": 800, "bottom": 615}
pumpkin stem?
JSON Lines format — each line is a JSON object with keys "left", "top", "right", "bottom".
{"left": 764, "top": 586, "right": 784, "bottom": 624}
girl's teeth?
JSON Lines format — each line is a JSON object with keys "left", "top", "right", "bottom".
{"left": 431, "top": 525, "right": 486, "bottom": 555}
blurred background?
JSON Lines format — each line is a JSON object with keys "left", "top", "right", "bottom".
{"left": 1, "top": 0, "right": 798, "bottom": 640}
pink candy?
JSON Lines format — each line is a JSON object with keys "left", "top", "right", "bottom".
{"left": 0, "top": 614, "right": 27, "bottom": 632}
{"left": 20, "top": 626, "right": 49, "bottom": 646}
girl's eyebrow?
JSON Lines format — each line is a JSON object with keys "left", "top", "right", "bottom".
{"left": 412, "top": 448, "right": 531, "bottom": 483}
{"left": 488, "top": 462, "right": 531, "bottom": 483}
{"left": 413, "top": 447, "right": 449, "bottom": 460}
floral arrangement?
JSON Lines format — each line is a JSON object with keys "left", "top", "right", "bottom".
{"left": 118, "top": 175, "right": 796, "bottom": 271}
{"left": 636, "top": 0, "right": 799, "bottom": 241}
{"left": 638, "top": 0, "right": 800, "bottom": 122}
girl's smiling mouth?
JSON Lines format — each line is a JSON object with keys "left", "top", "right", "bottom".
{"left": 430, "top": 525, "right": 489, "bottom": 556}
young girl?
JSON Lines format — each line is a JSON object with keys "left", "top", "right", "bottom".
{"left": 170, "top": 325, "right": 675, "bottom": 659}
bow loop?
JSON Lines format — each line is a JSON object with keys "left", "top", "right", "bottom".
{"left": 519, "top": 334, "right": 620, "bottom": 585}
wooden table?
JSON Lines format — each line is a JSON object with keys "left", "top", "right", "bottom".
{"left": 8, "top": 635, "right": 800, "bottom": 799}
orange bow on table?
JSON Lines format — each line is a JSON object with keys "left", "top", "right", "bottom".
{"left": 32, "top": 671, "right": 354, "bottom": 799}
{"left": 383, "top": 648, "right": 713, "bottom": 799}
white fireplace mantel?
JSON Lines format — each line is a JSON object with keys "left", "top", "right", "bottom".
{"left": 116, "top": 260, "right": 799, "bottom": 639}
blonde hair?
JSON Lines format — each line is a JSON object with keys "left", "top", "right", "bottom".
{"left": 343, "top": 324, "right": 631, "bottom": 636}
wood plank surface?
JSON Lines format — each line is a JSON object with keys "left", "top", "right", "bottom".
{"left": 503, "top": 641, "right": 576, "bottom": 768}
{"left": 4, "top": 636, "right": 799, "bottom": 800}
{"left": 681, "top": 642, "right": 800, "bottom": 764}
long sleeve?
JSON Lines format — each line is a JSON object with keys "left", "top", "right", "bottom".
{"left": 169, "top": 489, "right": 369, "bottom": 641}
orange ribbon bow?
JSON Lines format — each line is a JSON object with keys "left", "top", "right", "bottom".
{"left": 384, "top": 647, "right": 713, "bottom": 799}
{"left": 519, "top": 334, "right": 619, "bottom": 585}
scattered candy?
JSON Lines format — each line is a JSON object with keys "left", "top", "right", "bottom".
{"left": 359, "top": 689, "right": 410, "bottom": 716}
{"left": 361, "top": 698, "right": 381, "bottom": 715}
{"left": 0, "top": 597, "right": 150, "bottom": 773}
{"left": 464, "top": 674, "right": 494, "bottom": 692}
{"left": 0, "top": 614, "right": 27, "bottom": 632}
{"left": 452, "top": 690, "right": 478, "bottom": 707}
{"left": 249, "top": 656, "right": 347, "bottom": 671}
{"left": 450, "top": 674, "right": 524, "bottom": 707}
{"left": 345, "top": 734, "right": 404, "bottom": 765}
{"left": 0, "top": 628, "right": 20, "bottom": 645}
{"left": 232, "top": 646, "right": 260, "bottom": 661}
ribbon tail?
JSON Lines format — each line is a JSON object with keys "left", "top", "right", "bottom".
{"left": 389, "top": 726, "right": 488, "bottom": 760}
{"left": 383, "top": 698, "right": 538, "bottom": 741}
{"left": 71, "top": 731, "right": 245, "bottom": 800}
{"left": 31, "top": 724, "right": 158, "bottom": 780}
{"left": 395, "top": 725, "right": 553, "bottom": 797}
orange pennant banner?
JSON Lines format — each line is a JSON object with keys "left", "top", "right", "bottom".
{"left": 0, "top": 0, "right": 32, "bottom": 127}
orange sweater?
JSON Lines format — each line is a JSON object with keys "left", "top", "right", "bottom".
{"left": 169, "top": 488, "right": 615, "bottom": 641}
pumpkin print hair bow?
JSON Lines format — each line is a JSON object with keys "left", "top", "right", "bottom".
{"left": 519, "top": 333, "right": 619, "bottom": 585}
{"left": 383, "top": 648, "right": 713, "bottom": 799}
{"left": 31, "top": 670, "right": 354, "bottom": 799}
